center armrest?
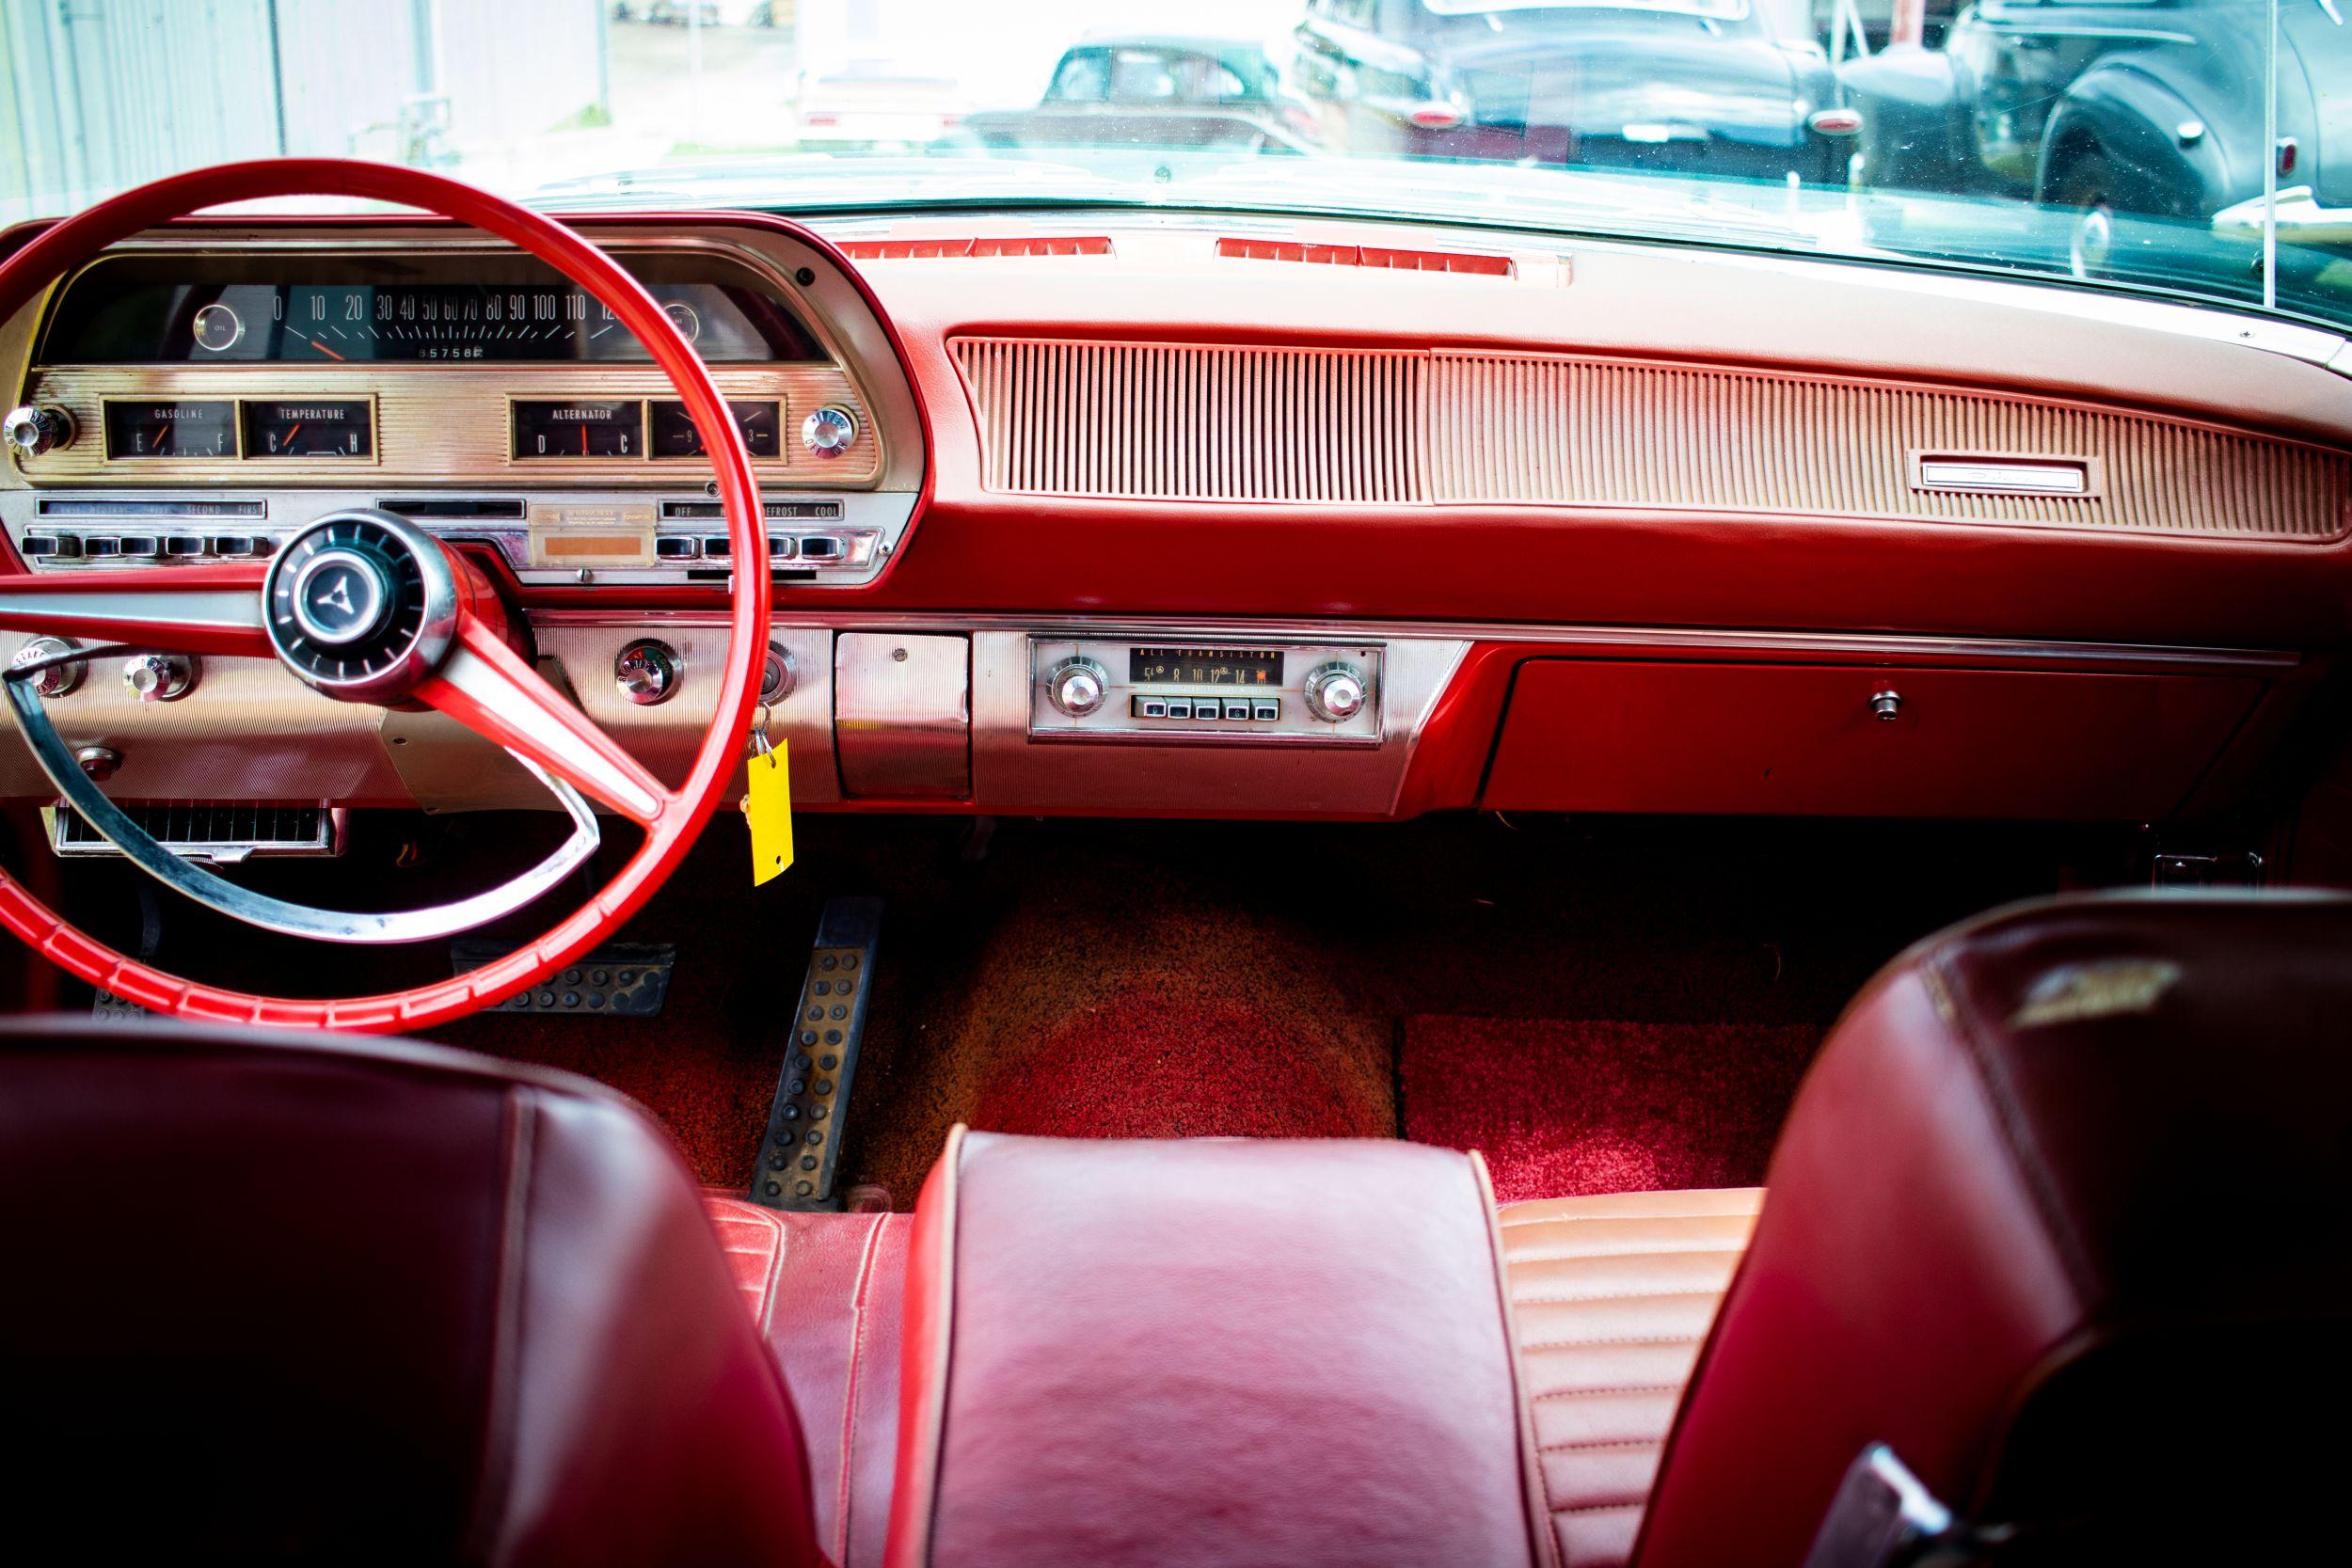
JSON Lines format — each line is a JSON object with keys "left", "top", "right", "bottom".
{"left": 883, "top": 1128, "right": 1549, "bottom": 1568}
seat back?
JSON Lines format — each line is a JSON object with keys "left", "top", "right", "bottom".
{"left": 0, "top": 1017, "right": 819, "bottom": 1567}
{"left": 886, "top": 1128, "right": 1550, "bottom": 1568}
{"left": 1635, "top": 894, "right": 2352, "bottom": 1567}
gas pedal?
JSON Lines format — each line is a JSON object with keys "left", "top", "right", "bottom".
{"left": 749, "top": 896, "right": 882, "bottom": 1212}
{"left": 450, "top": 940, "right": 676, "bottom": 1016}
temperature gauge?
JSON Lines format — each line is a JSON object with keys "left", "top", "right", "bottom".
{"left": 650, "top": 399, "right": 780, "bottom": 459}
{"left": 103, "top": 399, "right": 235, "bottom": 459}
{"left": 513, "top": 398, "right": 643, "bottom": 459}
{"left": 242, "top": 399, "right": 373, "bottom": 458}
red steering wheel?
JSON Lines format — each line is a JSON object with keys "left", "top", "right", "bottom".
{"left": 0, "top": 160, "right": 769, "bottom": 1029}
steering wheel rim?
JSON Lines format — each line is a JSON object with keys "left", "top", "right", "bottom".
{"left": 0, "top": 158, "right": 770, "bottom": 1029}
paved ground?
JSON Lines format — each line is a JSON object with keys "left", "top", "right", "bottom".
{"left": 608, "top": 19, "right": 803, "bottom": 156}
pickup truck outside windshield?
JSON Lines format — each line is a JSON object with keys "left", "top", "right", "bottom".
{"left": 2, "top": 0, "right": 2345, "bottom": 330}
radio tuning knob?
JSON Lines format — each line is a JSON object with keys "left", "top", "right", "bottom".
{"left": 5, "top": 404, "right": 74, "bottom": 458}
{"left": 1047, "top": 657, "right": 1109, "bottom": 718}
{"left": 801, "top": 405, "right": 858, "bottom": 460}
{"left": 1304, "top": 661, "right": 1369, "bottom": 722}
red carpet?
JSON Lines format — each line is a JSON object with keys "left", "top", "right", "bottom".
{"left": 970, "top": 993, "right": 1388, "bottom": 1141}
{"left": 1400, "top": 1017, "right": 1820, "bottom": 1203}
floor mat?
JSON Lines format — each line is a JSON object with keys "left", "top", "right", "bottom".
{"left": 1400, "top": 1016, "right": 1820, "bottom": 1203}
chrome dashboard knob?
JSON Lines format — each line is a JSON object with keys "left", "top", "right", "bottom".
{"left": 11, "top": 637, "right": 85, "bottom": 699}
{"left": 4, "top": 404, "right": 74, "bottom": 458}
{"left": 1304, "top": 661, "right": 1368, "bottom": 722}
{"left": 615, "top": 639, "right": 682, "bottom": 705}
{"left": 802, "top": 404, "right": 859, "bottom": 460}
{"left": 1047, "top": 657, "right": 1108, "bottom": 718}
{"left": 1870, "top": 689, "right": 1903, "bottom": 721}
{"left": 760, "top": 641, "right": 798, "bottom": 705}
{"left": 122, "top": 652, "right": 197, "bottom": 704}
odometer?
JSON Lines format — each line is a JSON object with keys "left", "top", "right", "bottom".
{"left": 103, "top": 399, "right": 235, "bottom": 460}
{"left": 650, "top": 399, "right": 781, "bottom": 459}
{"left": 242, "top": 399, "right": 373, "bottom": 458}
{"left": 513, "top": 399, "right": 643, "bottom": 459}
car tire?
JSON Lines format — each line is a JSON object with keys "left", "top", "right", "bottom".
{"left": 2051, "top": 148, "right": 2121, "bottom": 281}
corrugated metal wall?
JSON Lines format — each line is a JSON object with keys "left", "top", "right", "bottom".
{"left": 1, "top": 0, "right": 605, "bottom": 223}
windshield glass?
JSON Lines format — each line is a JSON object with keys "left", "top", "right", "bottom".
{"left": 2, "top": 0, "right": 2345, "bottom": 331}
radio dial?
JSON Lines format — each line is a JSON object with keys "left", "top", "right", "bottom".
{"left": 1047, "top": 657, "right": 1109, "bottom": 718}
{"left": 1304, "top": 661, "right": 1369, "bottom": 722}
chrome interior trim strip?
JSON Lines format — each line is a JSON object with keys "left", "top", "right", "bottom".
{"left": 526, "top": 610, "right": 2303, "bottom": 675}
{"left": 6, "top": 657, "right": 600, "bottom": 944}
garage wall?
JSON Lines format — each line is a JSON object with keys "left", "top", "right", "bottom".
{"left": 0, "top": 0, "right": 606, "bottom": 225}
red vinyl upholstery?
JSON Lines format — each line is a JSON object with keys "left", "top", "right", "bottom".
{"left": 0, "top": 1017, "right": 822, "bottom": 1568}
{"left": 1637, "top": 893, "right": 2352, "bottom": 1566}
{"left": 886, "top": 1127, "right": 1550, "bottom": 1568}
{"left": 1497, "top": 1190, "right": 1760, "bottom": 1568}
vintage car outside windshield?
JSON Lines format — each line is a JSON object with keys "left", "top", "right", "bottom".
{"left": 1, "top": 0, "right": 2345, "bottom": 331}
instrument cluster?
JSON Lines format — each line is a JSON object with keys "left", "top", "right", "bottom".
{"left": 3, "top": 224, "right": 923, "bottom": 589}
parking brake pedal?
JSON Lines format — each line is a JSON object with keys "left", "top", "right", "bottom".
{"left": 750, "top": 896, "right": 882, "bottom": 1212}
{"left": 450, "top": 940, "right": 675, "bottom": 1016}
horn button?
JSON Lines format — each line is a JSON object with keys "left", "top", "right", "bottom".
{"left": 264, "top": 510, "right": 460, "bottom": 703}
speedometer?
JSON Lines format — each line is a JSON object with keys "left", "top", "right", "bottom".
{"left": 40, "top": 252, "right": 825, "bottom": 364}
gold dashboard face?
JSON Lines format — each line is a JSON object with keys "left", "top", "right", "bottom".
{"left": 7, "top": 240, "right": 887, "bottom": 489}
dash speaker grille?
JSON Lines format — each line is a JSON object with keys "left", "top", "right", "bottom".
{"left": 949, "top": 336, "right": 2350, "bottom": 541}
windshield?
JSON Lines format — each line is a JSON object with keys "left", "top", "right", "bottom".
{"left": 2, "top": 0, "right": 2345, "bottom": 331}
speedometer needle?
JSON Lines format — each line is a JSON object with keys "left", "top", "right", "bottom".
{"left": 305, "top": 336, "right": 344, "bottom": 361}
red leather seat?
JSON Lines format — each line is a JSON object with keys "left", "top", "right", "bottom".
{"left": 704, "top": 1196, "right": 911, "bottom": 1568}
{"left": 0, "top": 1017, "right": 823, "bottom": 1567}
{"left": 886, "top": 1128, "right": 1551, "bottom": 1568}
{"left": 1613, "top": 893, "right": 2352, "bottom": 1565}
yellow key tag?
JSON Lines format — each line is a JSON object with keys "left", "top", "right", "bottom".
{"left": 743, "top": 729, "right": 793, "bottom": 887}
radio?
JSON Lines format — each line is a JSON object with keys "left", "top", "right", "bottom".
{"left": 1027, "top": 637, "right": 1383, "bottom": 745}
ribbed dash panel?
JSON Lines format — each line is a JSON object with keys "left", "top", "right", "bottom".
{"left": 1426, "top": 352, "right": 2352, "bottom": 539}
{"left": 951, "top": 338, "right": 1426, "bottom": 504}
{"left": 949, "top": 337, "right": 2349, "bottom": 540}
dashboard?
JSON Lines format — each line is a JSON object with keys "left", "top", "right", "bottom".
{"left": 4, "top": 206, "right": 2352, "bottom": 839}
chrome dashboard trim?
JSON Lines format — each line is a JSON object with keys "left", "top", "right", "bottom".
{"left": 526, "top": 609, "right": 2302, "bottom": 675}
{"left": 6, "top": 651, "right": 603, "bottom": 942}
{"left": 2, "top": 486, "right": 915, "bottom": 589}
